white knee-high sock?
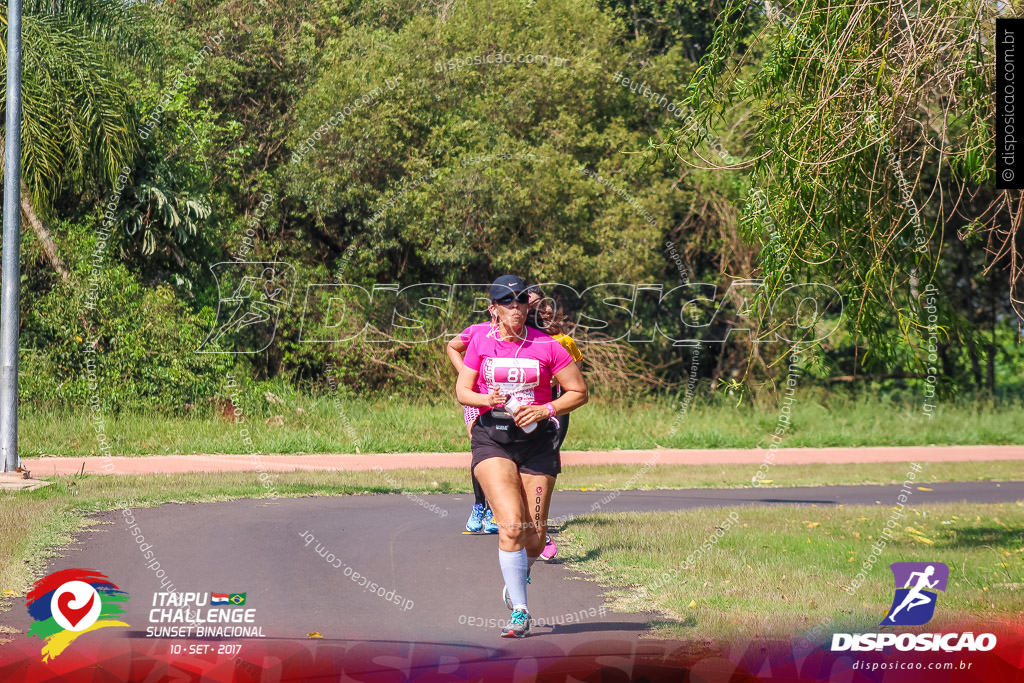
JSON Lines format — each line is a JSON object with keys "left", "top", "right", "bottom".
{"left": 499, "top": 548, "right": 529, "bottom": 611}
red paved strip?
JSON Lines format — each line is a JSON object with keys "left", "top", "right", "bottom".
{"left": 20, "top": 445, "right": 1024, "bottom": 476}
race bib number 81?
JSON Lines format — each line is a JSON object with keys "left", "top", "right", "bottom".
{"left": 487, "top": 358, "right": 540, "bottom": 390}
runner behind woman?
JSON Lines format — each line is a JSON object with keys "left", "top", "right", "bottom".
{"left": 456, "top": 275, "right": 588, "bottom": 637}
{"left": 525, "top": 287, "right": 583, "bottom": 560}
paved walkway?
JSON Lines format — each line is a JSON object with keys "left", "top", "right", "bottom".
{"left": 3, "top": 484, "right": 1021, "bottom": 648}
{"left": 18, "top": 445, "right": 1024, "bottom": 476}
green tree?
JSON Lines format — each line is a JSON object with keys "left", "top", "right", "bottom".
{"left": 283, "top": 0, "right": 687, "bottom": 286}
{"left": 672, "top": 0, "right": 1018, "bottom": 390}
{"left": 1, "top": 0, "right": 144, "bottom": 281}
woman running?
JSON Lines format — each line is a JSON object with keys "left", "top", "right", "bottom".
{"left": 448, "top": 288, "right": 581, "bottom": 538}
{"left": 456, "top": 274, "right": 588, "bottom": 637}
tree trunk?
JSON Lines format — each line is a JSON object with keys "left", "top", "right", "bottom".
{"left": 0, "top": 139, "right": 96, "bottom": 341}
{"left": 0, "top": 135, "right": 71, "bottom": 283}
{"left": 988, "top": 284, "right": 998, "bottom": 393}
{"left": 937, "top": 341, "right": 954, "bottom": 380}
{"left": 985, "top": 344, "right": 996, "bottom": 393}
{"left": 986, "top": 330, "right": 997, "bottom": 393}
{"left": 966, "top": 336, "right": 982, "bottom": 387}
{"left": 20, "top": 184, "right": 71, "bottom": 283}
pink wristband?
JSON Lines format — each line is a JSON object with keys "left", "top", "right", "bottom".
{"left": 545, "top": 403, "right": 556, "bottom": 418}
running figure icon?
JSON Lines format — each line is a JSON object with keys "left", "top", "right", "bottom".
{"left": 881, "top": 562, "right": 948, "bottom": 626}
{"left": 199, "top": 262, "right": 295, "bottom": 354}
{"left": 887, "top": 565, "right": 938, "bottom": 622}
{"left": 212, "top": 267, "right": 286, "bottom": 341}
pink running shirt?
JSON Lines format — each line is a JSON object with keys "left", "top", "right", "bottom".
{"left": 463, "top": 326, "right": 573, "bottom": 416}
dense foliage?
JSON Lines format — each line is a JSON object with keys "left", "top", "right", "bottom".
{"left": 4, "top": 0, "right": 1020, "bottom": 413}
{"left": 674, "top": 0, "right": 1018, "bottom": 392}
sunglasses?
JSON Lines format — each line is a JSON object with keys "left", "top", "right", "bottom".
{"left": 493, "top": 292, "right": 530, "bottom": 306}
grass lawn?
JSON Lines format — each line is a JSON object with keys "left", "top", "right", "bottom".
{"left": 558, "top": 502, "right": 1024, "bottom": 644}
{"left": 2, "top": 462, "right": 1022, "bottom": 629}
{"left": 19, "top": 394, "right": 1024, "bottom": 456}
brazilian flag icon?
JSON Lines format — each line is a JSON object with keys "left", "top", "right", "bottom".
{"left": 229, "top": 593, "right": 246, "bottom": 606}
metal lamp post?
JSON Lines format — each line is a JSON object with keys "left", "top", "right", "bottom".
{"left": 1, "top": 0, "right": 23, "bottom": 472}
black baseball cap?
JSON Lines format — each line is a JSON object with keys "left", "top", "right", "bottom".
{"left": 489, "top": 274, "right": 530, "bottom": 302}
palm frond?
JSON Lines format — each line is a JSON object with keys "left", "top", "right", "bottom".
{"left": 0, "top": 12, "right": 137, "bottom": 210}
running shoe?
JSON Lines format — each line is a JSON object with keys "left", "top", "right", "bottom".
{"left": 483, "top": 508, "right": 498, "bottom": 533}
{"left": 500, "top": 609, "right": 532, "bottom": 638}
{"left": 540, "top": 535, "right": 557, "bottom": 560}
{"left": 503, "top": 574, "right": 530, "bottom": 610}
{"left": 466, "top": 503, "right": 485, "bottom": 533}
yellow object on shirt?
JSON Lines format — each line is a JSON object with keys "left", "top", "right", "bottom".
{"left": 552, "top": 333, "right": 583, "bottom": 362}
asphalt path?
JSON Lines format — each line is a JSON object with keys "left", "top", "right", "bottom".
{"left": 3, "top": 481, "right": 1022, "bottom": 652}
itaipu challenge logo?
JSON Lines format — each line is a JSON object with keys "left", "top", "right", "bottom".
{"left": 881, "top": 562, "right": 949, "bottom": 626}
{"left": 25, "top": 569, "right": 129, "bottom": 662}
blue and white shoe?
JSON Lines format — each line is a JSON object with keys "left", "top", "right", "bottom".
{"left": 466, "top": 503, "right": 485, "bottom": 532}
{"left": 483, "top": 508, "right": 498, "bottom": 533}
{"left": 500, "top": 609, "right": 532, "bottom": 638}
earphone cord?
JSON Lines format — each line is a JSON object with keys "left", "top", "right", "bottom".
{"left": 513, "top": 334, "right": 525, "bottom": 359}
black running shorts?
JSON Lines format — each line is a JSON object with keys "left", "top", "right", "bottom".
{"left": 470, "top": 409, "right": 561, "bottom": 477}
